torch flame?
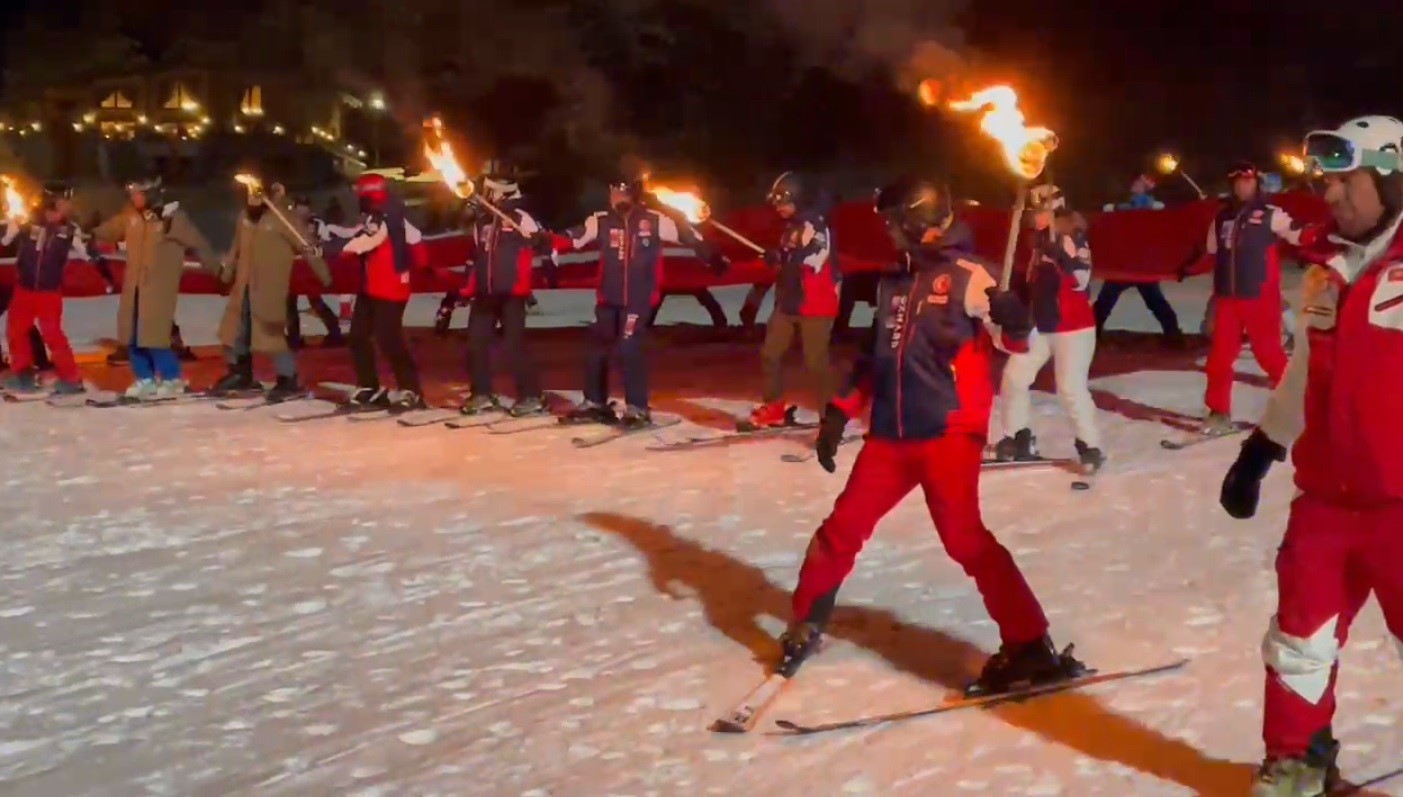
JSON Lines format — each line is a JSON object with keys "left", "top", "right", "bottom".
{"left": 1156, "top": 153, "right": 1181, "bottom": 175}
{"left": 649, "top": 186, "right": 710, "bottom": 224}
{"left": 1280, "top": 153, "right": 1307, "bottom": 176}
{"left": 1, "top": 176, "right": 27, "bottom": 222}
{"left": 422, "top": 116, "right": 475, "bottom": 199}
{"left": 948, "top": 85, "right": 1057, "bottom": 181}
{"left": 234, "top": 173, "right": 263, "bottom": 193}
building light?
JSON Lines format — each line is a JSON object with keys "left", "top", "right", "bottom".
{"left": 82, "top": 111, "right": 97, "bottom": 124}
{"left": 30, "top": 122, "right": 41, "bottom": 131}
{"left": 137, "top": 115, "right": 148, "bottom": 125}
{"left": 272, "top": 124, "right": 285, "bottom": 135}
{"left": 72, "top": 122, "right": 83, "bottom": 132}
{"left": 369, "top": 93, "right": 386, "bottom": 112}
{"left": 233, "top": 123, "right": 245, "bottom": 134}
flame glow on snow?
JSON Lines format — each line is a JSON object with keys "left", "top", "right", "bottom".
{"left": 650, "top": 187, "right": 709, "bottom": 223}
{"left": 948, "top": 85, "right": 1057, "bottom": 181}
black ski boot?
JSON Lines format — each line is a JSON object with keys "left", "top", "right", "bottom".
{"left": 965, "top": 635, "right": 1087, "bottom": 697}
{"left": 508, "top": 395, "right": 548, "bottom": 417}
{"left": 618, "top": 405, "right": 652, "bottom": 430}
{"left": 391, "top": 390, "right": 427, "bottom": 413}
{"left": 265, "top": 376, "right": 304, "bottom": 404}
{"left": 347, "top": 387, "right": 390, "bottom": 408}
{"left": 459, "top": 393, "right": 500, "bottom": 415}
{"left": 1074, "top": 439, "right": 1106, "bottom": 475}
{"left": 777, "top": 621, "right": 826, "bottom": 676}
{"left": 51, "top": 379, "right": 85, "bottom": 396}
{"left": 210, "top": 356, "right": 256, "bottom": 396}
{"left": 562, "top": 401, "right": 616, "bottom": 425}
{"left": 993, "top": 428, "right": 1039, "bottom": 462}
{"left": 1, "top": 370, "right": 43, "bottom": 397}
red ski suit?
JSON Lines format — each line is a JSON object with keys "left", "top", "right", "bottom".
{"left": 791, "top": 233, "right": 1049, "bottom": 646}
{"left": 1254, "top": 213, "right": 1403, "bottom": 759}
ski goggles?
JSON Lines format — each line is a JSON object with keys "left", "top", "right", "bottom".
{"left": 1303, "top": 131, "right": 1401, "bottom": 174}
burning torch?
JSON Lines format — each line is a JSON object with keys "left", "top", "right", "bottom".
{"left": 234, "top": 173, "right": 314, "bottom": 250}
{"left": 1, "top": 176, "right": 30, "bottom": 223}
{"left": 1156, "top": 152, "right": 1206, "bottom": 199}
{"left": 421, "top": 117, "right": 522, "bottom": 233}
{"left": 948, "top": 85, "right": 1059, "bottom": 289}
{"left": 649, "top": 185, "right": 765, "bottom": 255}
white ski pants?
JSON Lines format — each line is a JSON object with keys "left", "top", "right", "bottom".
{"left": 999, "top": 327, "right": 1101, "bottom": 448}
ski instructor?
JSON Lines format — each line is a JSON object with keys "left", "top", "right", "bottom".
{"left": 1220, "top": 115, "right": 1403, "bottom": 797}
{"left": 784, "top": 177, "right": 1085, "bottom": 696}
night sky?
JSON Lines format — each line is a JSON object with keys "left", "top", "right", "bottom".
{"left": 3, "top": 0, "right": 1401, "bottom": 203}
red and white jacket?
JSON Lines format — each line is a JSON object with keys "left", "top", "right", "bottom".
{"left": 331, "top": 216, "right": 426, "bottom": 302}
{"left": 1258, "top": 213, "right": 1403, "bottom": 503}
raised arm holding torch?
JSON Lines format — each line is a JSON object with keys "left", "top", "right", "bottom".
{"left": 1156, "top": 153, "right": 1206, "bottom": 199}
{"left": 233, "top": 174, "right": 313, "bottom": 250}
{"left": 421, "top": 117, "right": 521, "bottom": 233}
{"left": 649, "top": 186, "right": 765, "bottom": 254}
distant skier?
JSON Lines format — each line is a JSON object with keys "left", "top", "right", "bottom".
{"left": 1093, "top": 174, "right": 1185, "bottom": 344}
{"left": 0, "top": 183, "right": 88, "bottom": 396}
{"left": 1219, "top": 115, "right": 1403, "bottom": 797}
{"left": 552, "top": 173, "right": 723, "bottom": 430}
{"left": 1192, "top": 161, "right": 1305, "bottom": 434}
{"left": 454, "top": 161, "right": 554, "bottom": 418}
{"left": 90, "top": 177, "right": 221, "bottom": 400}
{"left": 209, "top": 179, "right": 331, "bottom": 402}
{"left": 993, "top": 185, "right": 1105, "bottom": 473}
{"left": 744, "top": 171, "right": 840, "bottom": 430}
{"left": 786, "top": 177, "right": 1085, "bottom": 694}
{"left": 320, "top": 174, "right": 427, "bottom": 411}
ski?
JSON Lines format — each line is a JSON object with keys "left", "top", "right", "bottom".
{"left": 396, "top": 408, "right": 464, "bottom": 427}
{"left": 571, "top": 416, "right": 683, "bottom": 448}
{"left": 648, "top": 421, "right": 820, "bottom": 452}
{"left": 981, "top": 457, "right": 1076, "bottom": 470}
{"left": 486, "top": 414, "right": 572, "bottom": 434}
{"left": 276, "top": 403, "right": 381, "bottom": 422}
{"left": 770, "top": 658, "right": 1190, "bottom": 736}
{"left": 1159, "top": 423, "right": 1252, "bottom": 451}
{"left": 780, "top": 433, "right": 864, "bottom": 463}
{"left": 46, "top": 392, "right": 103, "bottom": 408}
{"left": 216, "top": 392, "right": 315, "bottom": 411}
{"left": 713, "top": 673, "right": 793, "bottom": 733}
{"left": 443, "top": 410, "right": 510, "bottom": 429}
{"left": 1335, "top": 765, "right": 1403, "bottom": 795}
{"left": 2, "top": 391, "right": 51, "bottom": 403}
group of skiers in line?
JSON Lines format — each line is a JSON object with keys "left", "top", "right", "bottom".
{"left": 1, "top": 113, "right": 1398, "bottom": 795}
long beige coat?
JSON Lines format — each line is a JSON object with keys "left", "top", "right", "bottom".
{"left": 93, "top": 204, "right": 220, "bottom": 349}
{"left": 218, "top": 206, "right": 330, "bottom": 353}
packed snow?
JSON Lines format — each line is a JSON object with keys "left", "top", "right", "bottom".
{"left": 1, "top": 279, "right": 1399, "bottom": 796}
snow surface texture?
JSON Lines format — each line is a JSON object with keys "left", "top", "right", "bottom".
{"left": 5, "top": 279, "right": 1401, "bottom": 796}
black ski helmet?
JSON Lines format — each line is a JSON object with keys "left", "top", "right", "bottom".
{"left": 608, "top": 173, "right": 643, "bottom": 210}
{"left": 766, "top": 171, "right": 807, "bottom": 209}
{"left": 125, "top": 176, "right": 164, "bottom": 208}
{"left": 874, "top": 176, "right": 952, "bottom": 246}
{"left": 41, "top": 181, "right": 73, "bottom": 210}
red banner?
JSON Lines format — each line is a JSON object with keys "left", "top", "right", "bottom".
{"left": 0, "top": 193, "right": 1329, "bottom": 296}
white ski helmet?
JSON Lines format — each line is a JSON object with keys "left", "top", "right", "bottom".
{"left": 1304, "top": 115, "right": 1403, "bottom": 175}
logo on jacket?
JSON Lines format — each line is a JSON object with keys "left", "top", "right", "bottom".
{"left": 638, "top": 218, "right": 651, "bottom": 235}
{"left": 609, "top": 228, "right": 624, "bottom": 249}
{"left": 927, "top": 273, "right": 952, "bottom": 305}
{"left": 1389, "top": 266, "right": 1403, "bottom": 283}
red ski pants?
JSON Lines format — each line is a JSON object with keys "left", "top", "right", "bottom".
{"left": 1263, "top": 495, "right": 1403, "bottom": 758}
{"left": 6, "top": 287, "right": 79, "bottom": 382}
{"left": 1205, "top": 295, "right": 1287, "bottom": 415}
{"left": 791, "top": 433, "right": 1049, "bottom": 645}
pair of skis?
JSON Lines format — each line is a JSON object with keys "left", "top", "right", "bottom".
{"left": 1159, "top": 420, "right": 1254, "bottom": 451}
{"left": 714, "top": 656, "right": 1190, "bottom": 735}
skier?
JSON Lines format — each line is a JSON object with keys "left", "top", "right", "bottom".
{"left": 993, "top": 185, "right": 1105, "bottom": 473}
{"left": 90, "top": 177, "right": 221, "bottom": 400}
{"left": 1093, "top": 174, "right": 1185, "bottom": 344}
{"left": 785, "top": 177, "right": 1084, "bottom": 693}
{"left": 0, "top": 182, "right": 88, "bottom": 396}
{"left": 285, "top": 194, "right": 346, "bottom": 349}
{"left": 321, "top": 173, "right": 427, "bottom": 411}
{"left": 209, "top": 178, "right": 331, "bottom": 402}
{"left": 1219, "top": 115, "right": 1403, "bottom": 797}
{"left": 745, "top": 171, "right": 839, "bottom": 430}
{"left": 455, "top": 162, "right": 554, "bottom": 418}
{"left": 1195, "top": 161, "right": 1304, "bottom": 434}
{"left": 554, "top": 173, "right": 721, "bottom": 429}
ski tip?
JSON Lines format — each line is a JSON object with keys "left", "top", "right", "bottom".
{"left": 1071, "top": 480, "right": 1092, "bottom": 491}
{"left": 710, "top": 719, "right": 748, "bottom": 734}
{"left": 773, "top": 719, "right": 801, "bottom": 731}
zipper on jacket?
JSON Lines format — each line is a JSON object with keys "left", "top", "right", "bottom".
{"left": 621, "top": 210, "right": 633, "bottom": 308}
{"left": 1229, "top": 205, "right": 1250, "bottom": 297}
{"left": 894, "top": 280, "right": 920, "bottom": 438}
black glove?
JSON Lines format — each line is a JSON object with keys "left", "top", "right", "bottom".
{"left": 763, "top": 248, "right": 783, "bottom": 267}
{"left": 985, "top": 287, "right": 1033, "bottom": 338}
{"left": 815, "top": 403, "right": 850, "bottom": 474}
{"left": 530, "top": 231, "right": 554, "bottom": 256}
{"left": 1219, "top": 429, "right": 1287, "bottom": 519}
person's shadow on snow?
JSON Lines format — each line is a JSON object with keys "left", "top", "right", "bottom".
{"left": 575, "top": 510, "right": 1365, "bottom": 797}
